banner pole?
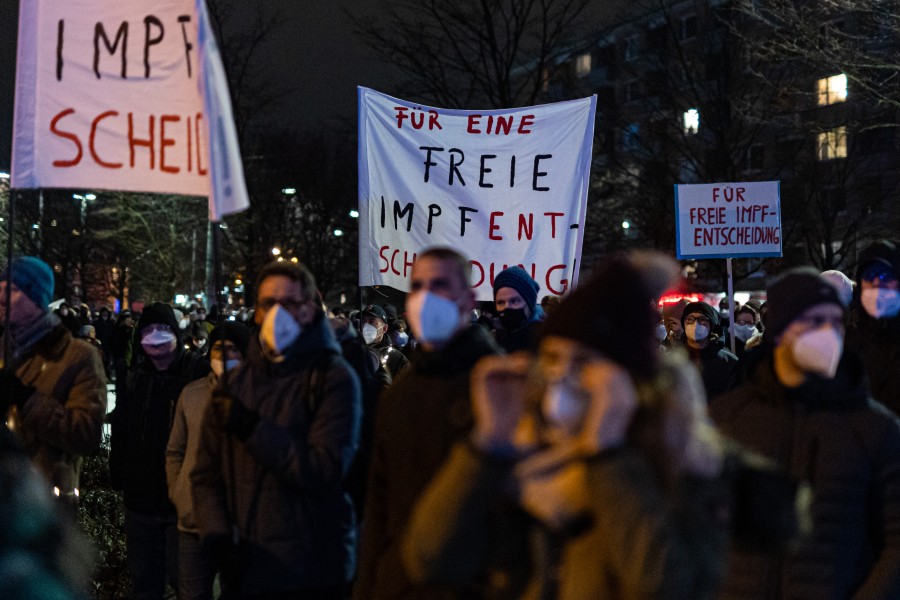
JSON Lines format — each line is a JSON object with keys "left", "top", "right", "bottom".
{"left": 726, "top": 257, "right": 735, "bottom": 355}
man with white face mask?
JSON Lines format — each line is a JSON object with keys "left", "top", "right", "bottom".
{"left": 846, "top": 240, "right": 900, "bottom": 414}
{"left": 360, "top": 304, "right": 409, "bottom": 381}
{"left": 110, "top": 301, "right": 210, "bottom": 600}
{"left": 681, "top": 301, "right": 738, "bottom": 399}
{"left": 355, "top": 247, "right": 501, "bottom": 600}
{"left": 711, "top": 268, "right": 900, "bottom": 599}
{"left": 167, "top": 321, "right": 250, "bottom": 600}
{"left": 191, "top": 261, "right": 361, "bottom": 598}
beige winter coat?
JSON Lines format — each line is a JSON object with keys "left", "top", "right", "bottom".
{"left": 3, "top": 325, "right": 107, "bottom": 494}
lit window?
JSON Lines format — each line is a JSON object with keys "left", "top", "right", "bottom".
{"left": 817, "top": 126, "right": 847, "bottom": 160}
{"left": 683, "top": 108, "right": 700, "bottom": 134}
{"left": 817, "top": 74, "right": 847, "bottom": 106}
{"left": 575, "top": 53, "right": 591, "bottom": 78}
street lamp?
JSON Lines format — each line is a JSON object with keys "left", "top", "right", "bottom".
{"left": 282, "top": 187, "right": 297, "bottom": 195}
{"left": 349, "top": 210, "right": 359, "bottom": 218}
{"left": 271, "top": 247, "right": 281, "bottom": 256}
{"left": 334, "top": 229, "right": 344, "bottom": 237}
{"left": 622, "top": 220, "right": 631, "bottom": 230}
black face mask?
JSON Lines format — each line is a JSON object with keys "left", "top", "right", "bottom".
{"left": 499, "top": 308, "right": 528, "bottom": 331}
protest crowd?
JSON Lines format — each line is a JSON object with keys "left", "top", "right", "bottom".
{"left": 2, "top": 239, "right": 900, "bottom": 600}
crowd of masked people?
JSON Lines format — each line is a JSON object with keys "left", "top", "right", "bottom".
{"left": 1, "top": 239, "right": 900, "bottom": 599}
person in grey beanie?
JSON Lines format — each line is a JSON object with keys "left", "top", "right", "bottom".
{"left": 492, "top": 266, "right": 544, "bottom": 352}
{"left": 0, "top": 256, "right": 106, "bottom": 506}
{"left": 710, "top": 267, "right": 900, "bottom": 599}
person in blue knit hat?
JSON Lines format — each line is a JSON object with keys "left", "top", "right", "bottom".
{"left": 492, "top": 266, "right": 544, "bottom": 352}
{"left": 0, "top": 256, "right": 107, "bottom": 507}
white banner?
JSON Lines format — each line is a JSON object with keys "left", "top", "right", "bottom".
{"left": 12, "top": 0, "right": 249, "bottom": 220}
{"left": 675, "top": 181, "right": 782, "bottom": 259}
{"left": 358, "top": 87, "right": 596, "bottom": 301}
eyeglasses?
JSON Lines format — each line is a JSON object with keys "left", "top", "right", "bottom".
{"left": 684, "top": 316, "right": 711, "bottom": 326}
{"left": 861, "top": 268, "right": 897, "bottom": 284}
{"left": 257, "top": 298, "right": 306, "bottom": 312}
{"left": 735, "top": 319, "right": 756, "bottom": 326}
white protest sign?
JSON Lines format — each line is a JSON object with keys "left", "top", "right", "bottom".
{"left": 12, "top": 0, "right": 249, "bottom": 220}
{"left": 358, "top": 87, "right": 596, "bottom": 301}
{"left": 675, "top": 181, "right": 782, "bottom": 259}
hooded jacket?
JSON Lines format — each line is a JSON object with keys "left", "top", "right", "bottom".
{"left": 191, "top": 310, "right": 362, "bottom": 592}
{"left": 709, "top": 347, "right": 900, "bottom": 599}
{"left": 846, "top": 240, "right": 900, "bottom": 414}
{"left": 109, "top": 304, "right": 209, "bottom": 514}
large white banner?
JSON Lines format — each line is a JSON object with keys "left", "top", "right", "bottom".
{"left": 12, "top": 0, "right": 249, "bottom": 220}
{"left": 358, "top": 87, "right": 596, "bottom": 301}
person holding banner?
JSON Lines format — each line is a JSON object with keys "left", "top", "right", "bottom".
{"left": 710, "top": 268, "right": 900, "bottom": 599}
{"left": 492, "top": 266, "right": 544, "bottom": 353}
{"left": 356, "top": 247, "right": 502, "bottom": 600}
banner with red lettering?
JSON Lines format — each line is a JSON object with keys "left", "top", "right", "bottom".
{"left": 358, "top": 87, "right": 596, "bottom": 301}
{"left": 675, "top": 181, "right": 782, "bottom": 259}
{"left": 12, "top": 0, "right": 249, "bottom": 220}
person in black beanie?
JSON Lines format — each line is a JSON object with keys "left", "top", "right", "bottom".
{"left": 681, "top": 300, "right": 738, "bottom": 399}
{"left": 110, "top": 301, "right": 210, "bottom": 600}
{"left": 401, "top": 251, "right": 730, "bottom": 599}
{"left": 710, "top": 267, "right": 900, "bottom": 599}
{"left": 492, "top": 266, "right": 544, "bottom": 352}
{"left": 167, "top": 321, "right": 250, "bottom": 600}
{"left": 845, "top": 239, "right": 900, "bottom": 413}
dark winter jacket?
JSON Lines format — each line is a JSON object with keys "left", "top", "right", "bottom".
{"left": 191, "top": 310, "right": 362, "bottom": 593}
{"left": 846, "top": 308, "right": 900, "bottom": 415}
{"left": 355, "top": 324, "right": 502, "bottom": 600}
{"left": 709, "top": 347, "right": 900, "bottom": 600}
{"left": 688, "top": 337, "right": 738, "bottom": 399}
{"left": 372, "top": 334, "right": 409, "bottom": 381}
{"left": 494, "top": 307, "right": 543, "bottom": 353}
{"left": 110, "top": 345, "right": 209, "bottom": 514}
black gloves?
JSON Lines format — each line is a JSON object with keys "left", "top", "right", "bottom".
{"left": 211, "top": 389, "right": 259, "bottom": 441}
{"left": 0, "top": 369, "right": 35, "bottom": 414}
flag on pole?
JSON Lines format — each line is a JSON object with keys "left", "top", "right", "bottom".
{"left": 196, "top": 0, "right": 249, "bottom": 221}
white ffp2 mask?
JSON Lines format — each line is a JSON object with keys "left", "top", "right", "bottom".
{"left": 861, "top": 288, "right": 900, "bottom": 319}
{"left": 406, "top": 291, "right": 463, "bottom": 345}
{"left": 793, "top": 327, "right": 843, "bottom": 379}
{"left": 260, "top": 304, "right": 301, "bottom": 357}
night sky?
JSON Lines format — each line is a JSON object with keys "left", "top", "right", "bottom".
{"left": 0, "top": 0, "right": 395, "bottom": 170}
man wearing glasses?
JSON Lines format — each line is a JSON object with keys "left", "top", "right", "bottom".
{"left": 680, "top": 300, "right": 738, "bottom": 400}
{"left": 191, "top": 261, "right": 361, "bottom": 599}
{"left": 847, "top": 239, "right": 900, "bottom": 414}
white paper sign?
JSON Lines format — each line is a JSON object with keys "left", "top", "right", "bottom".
{"left": 675, "top": 181, "right": 782, "bottom": 259}
{"left": 358, "top": 87, "right": 596, "bottom": 301}
{"left": 12, "top": 0, "right": 249, "bottom": 220}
